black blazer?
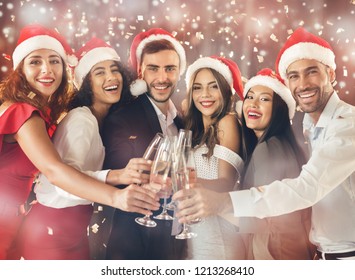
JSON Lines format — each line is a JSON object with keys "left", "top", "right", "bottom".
{"left": 103, "top": 93, "right": 184, "bottom": 172}
{"left": 97, "top": 93, "right": 186, "bottom": 260}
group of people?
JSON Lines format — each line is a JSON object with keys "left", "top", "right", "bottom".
{"left": 0, "top": 23, "right": 354, "bottom": 261}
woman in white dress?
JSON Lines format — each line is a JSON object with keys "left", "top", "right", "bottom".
{"left": 182, "top": 56, "right": 245, "bottom": 259}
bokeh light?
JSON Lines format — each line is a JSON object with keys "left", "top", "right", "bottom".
{"left": 0, "top": 0, "right": 354, "bottom": 106}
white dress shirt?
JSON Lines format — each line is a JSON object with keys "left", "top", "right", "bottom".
{"left": 148, "top": 96, "right": 178, "bottom": 137}
{"left": 35, "top": 106, "right": 109, "bottom": 208}
{"left": 229, "top": 92, "right": 355, "bottom": 253}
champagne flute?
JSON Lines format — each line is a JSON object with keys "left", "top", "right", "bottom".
{"left": 184, "top": 147, "right": 202, "bottom": 225}
{"left": 135, "top": 133, "right": 164, "bottom": 227}
{"left": 152, "top": 137, "right": 174, "bottom": 220}
{"left": 166, "top": 130, "right": 191, "bottom": 210}
{"left": 174, "top": 149, "right": 197, "bottom": 239}
{"left": 165, "top": 136, "right": 178, "bottom": 211}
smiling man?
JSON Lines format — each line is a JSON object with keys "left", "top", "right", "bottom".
{"left": 93, "top": 28, "right": 187, "bottom": 260}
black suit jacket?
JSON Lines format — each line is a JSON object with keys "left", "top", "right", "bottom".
{"left": 90, "top": 94, "right": 185, "bottom": 260}
{"left": 103, "top": 94, "right": 183, "bottom": 171}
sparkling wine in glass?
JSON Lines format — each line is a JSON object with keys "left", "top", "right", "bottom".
{"left": 165, "top": 136, "right": 178, "bottom": 211}
{"left": 185, "top": 147, "right": 203, "bottom": 225}
{"left": 174, "top": 151, "right": 197, "bottom": 239}
{"left": 153, "top": 138, "right": 174, "bottom": 220}
{"left": 135, "top": 133, "right": 164, "bottom": 227}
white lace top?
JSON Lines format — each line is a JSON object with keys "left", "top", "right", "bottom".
{"left": 187, "top": 144, "right": 245, "bottom": 260}
{"left": 194, "top": 144, "right": 243, "bottom": 183}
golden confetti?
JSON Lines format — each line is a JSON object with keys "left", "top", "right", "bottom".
{"left": 270, "top": 33, "right": 278, "bottom": 42}
{"left": 343, "top": 67, "right": 348, "bottom": 77}
{"left": 91, "top": 224, "right": 99, "bottom": 234}
{"left": 47, "top": 227, "right": 53, "bottom": 235}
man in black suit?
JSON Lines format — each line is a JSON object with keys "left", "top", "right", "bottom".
{"left": 96, "top": 28, "right": 187, "bottom": 259}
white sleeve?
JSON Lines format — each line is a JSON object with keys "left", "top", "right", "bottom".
{"left": 51, "top": 109, "right": 108, "bottom": 203}
{"left": 230, "top": 116, "right": 355, "bottom": 218}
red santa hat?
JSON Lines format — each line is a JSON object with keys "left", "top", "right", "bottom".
{"left": 73, "top": 37, "right": 120, "bottom": 89}
{"left": 129, "top": 28, "right": 186, "bottom": 96}
{"left": 243, "top": 68, "right": 296, "bottom": 119}
{"left": 276, "top": 27, "right": 336, "bottom": 81}
{"left": 185, "top": 56, "right": 244, "bottom": 101}
{"left": 12, "top": 24, "right": 77, "bottom": 69}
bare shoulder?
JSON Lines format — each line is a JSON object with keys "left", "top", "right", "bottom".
{"left": 218, "top": 113, "right": 239, "bottom": 133}
{"left": 217, "top": 113, "right": 241, "bottom": 152}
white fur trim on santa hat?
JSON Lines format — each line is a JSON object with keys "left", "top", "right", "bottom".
{"left": 12, "top": 35, "right": 67, "bottom": 69}
{"left": 130, "top": 79, "right": 148, "bottom": 96}
{"left": 278, "top": 42, "right": 336, "bottom": 81}
{"left": 136, "top": 34, "right": 186, "bottom": 75}
{"left": 185, "top": 57, "right": 233, "bottom": 90}
{"left": 74, "top": 47, "right": 120, "bottom": 89}
{"left": 243, "top": 75, "right": 296, "bottom": 119}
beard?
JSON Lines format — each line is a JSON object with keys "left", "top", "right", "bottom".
{"left": 147, "top": 82, "right": 176, "bottom": 103}
{"left": 294, "top": 86, "right": 332, "bottom": 114}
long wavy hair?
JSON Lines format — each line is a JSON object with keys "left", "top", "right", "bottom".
{"left": 184, "top": 68, "right": 239, "bottom": 158}
{"left": 0, "top": 59, "right": 73, "bottom": 125}
{"left": 241, "top": 91, "right": 306, "bottom": 181}
{"left": 68, "top": 60, "right": 135, "bottom": 114}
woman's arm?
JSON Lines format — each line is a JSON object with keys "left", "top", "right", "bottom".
{"left": 199, "top": 114, "right": 241, "bottom": 192}
{"left": 15, "top": 114, "right": 160, "bottom": 214}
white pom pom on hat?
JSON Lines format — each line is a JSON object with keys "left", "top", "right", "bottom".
{"left": 130, "top": 79, "right": 148, "bottom": 96}
{"left": 128, "top": 28, "right": 186, "bottom": 96}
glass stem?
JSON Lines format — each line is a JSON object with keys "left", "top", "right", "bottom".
{"left": 162, "top": 197, "right": 167, "bottom": 213}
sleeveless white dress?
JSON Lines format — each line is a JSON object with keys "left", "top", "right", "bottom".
{"left": 186, "top": 144, "right": 245, "bottom": 259}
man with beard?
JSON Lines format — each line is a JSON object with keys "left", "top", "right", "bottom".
{"left": 173, "top": 27, "right": 355, "bottom": 260}
{"left": 91, "top": 28, "right": 187, "bottom": 260}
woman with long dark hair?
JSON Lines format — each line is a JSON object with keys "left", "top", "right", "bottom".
{"left": 0, "top": 26, "right": 158, "bottom": 260}
{"left": 183, "top": 56, "right": 245, "bottom": 259}
{"left": 239, "top": 68, "right": 314, "bottom": 260}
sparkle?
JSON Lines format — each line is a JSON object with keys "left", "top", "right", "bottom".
{"left": 0, "top": 0, "right": 353, "bottom": 105}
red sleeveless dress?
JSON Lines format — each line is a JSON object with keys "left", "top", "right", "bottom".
{"left": 0, "top": 103, "right": 54, "bottom": 259}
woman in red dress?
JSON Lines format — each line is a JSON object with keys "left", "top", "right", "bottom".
{"left": 0, "top": 24, "right": 159, "bottom": 260}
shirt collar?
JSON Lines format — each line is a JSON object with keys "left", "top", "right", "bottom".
{"left": 146, "top": 94, "right": 178, "bottom": 121}
{"left": 303, "top": 91, "right": 340, "bottom": 129}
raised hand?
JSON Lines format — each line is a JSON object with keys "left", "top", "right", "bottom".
{"left": 115, "top": 183, "right": 160, "bottom": 215}
{"left": 172, "top": 186, "right": 232, "bottom": 224}
{"left": 106, "top": 158, "right": 152, "bottom": 186}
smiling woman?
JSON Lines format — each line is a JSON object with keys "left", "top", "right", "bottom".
{"left": 239, "top": 68, "right": 313, "bottom": 260}
{"left": 13, "top": 36, "right": 157, "bottom": 260}
{"left": 22, "top": 50, "right": 64, "bottom": 100}
{"left": 0, "top": 25, "right": 160, "bottom": 260}
{"left": 182, "top": 56, "right": 245, "bottom": 260}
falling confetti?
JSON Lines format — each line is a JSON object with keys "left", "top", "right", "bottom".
{"left": 47, "top": 227, "right": 53, "bottom": 235}
{"left": 0, "top": 0, "right": 353, "bottom": 106}
{"left": 91, "top": 224, "right": 99, "bottom": 234}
